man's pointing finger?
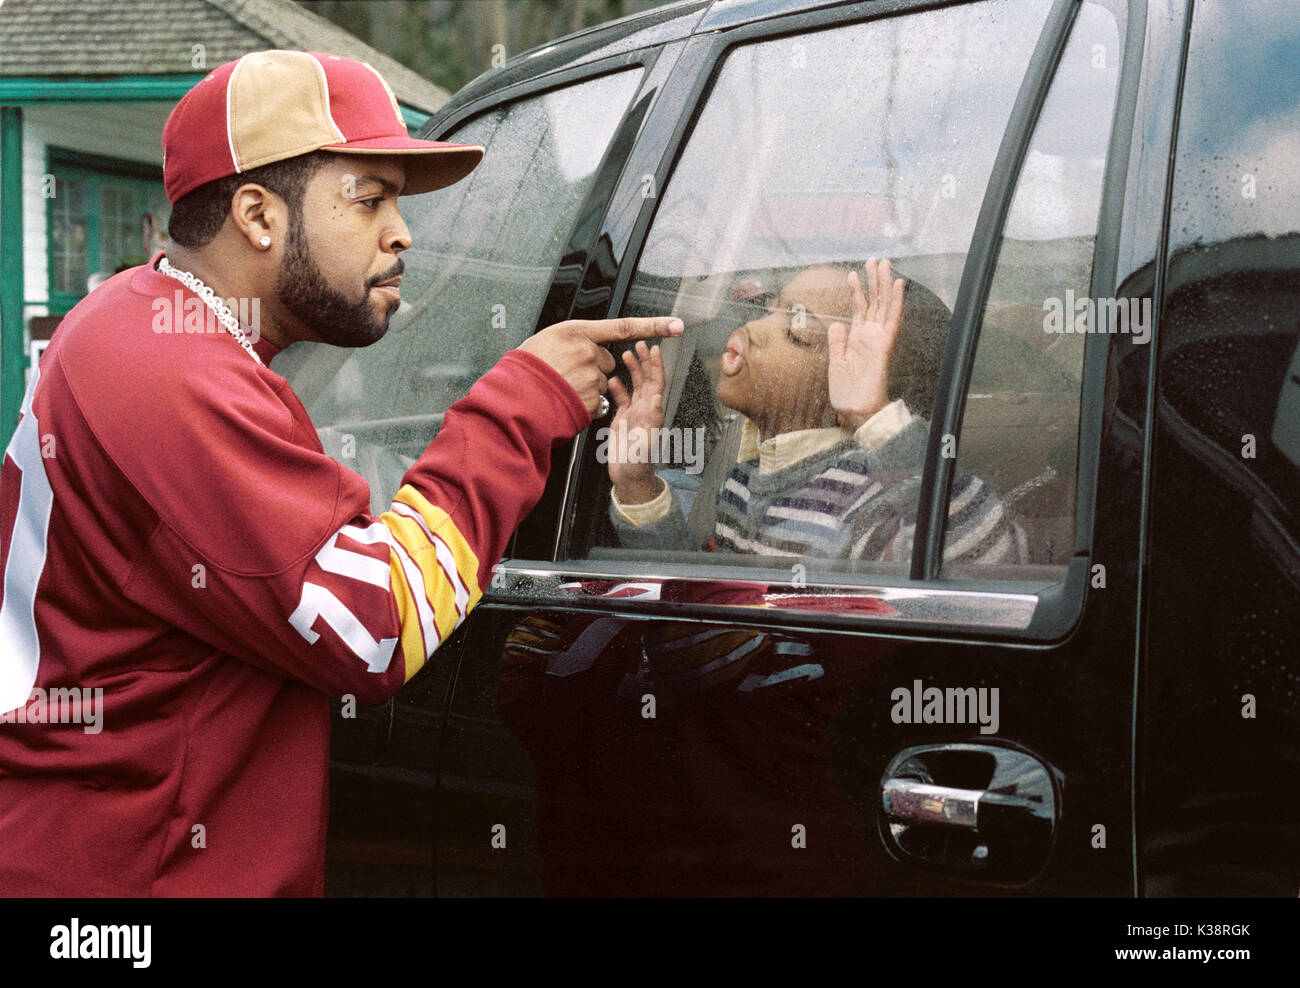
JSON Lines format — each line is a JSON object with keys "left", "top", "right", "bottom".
{"left": 570, "top": 316, "right": 684, "bottom": 344}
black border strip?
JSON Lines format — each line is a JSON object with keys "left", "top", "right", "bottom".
{"left": 911, "top": 0, "right": 1080, "bottom": 581}
{"left": 1077, "top": 0, "right": 1147, "bottom": 555}
{"left": 1129, "top": 0, "right": 1196, "bottom": 899}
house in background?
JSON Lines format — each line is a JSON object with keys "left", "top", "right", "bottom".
{"left": 0, "top": 0, "right": 452, "bottom": 443}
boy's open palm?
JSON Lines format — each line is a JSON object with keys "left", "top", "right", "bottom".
{"left": 607, "top": 342, "right": 667, "bottom": 499}
{"left": 828, "top": 258, "right": 906, "bottom": 432}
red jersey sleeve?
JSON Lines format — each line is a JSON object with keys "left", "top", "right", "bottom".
{"left": 95, "top": 347, "right": 587, "bottom": 705}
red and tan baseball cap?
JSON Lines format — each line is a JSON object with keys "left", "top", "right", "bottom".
{"left": 162, "top": 50, "right": 484, "bottom": 204}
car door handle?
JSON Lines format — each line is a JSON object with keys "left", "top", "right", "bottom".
{"left": 882, "top": 779, "right": 1048, "bottom": 831}
{"left": 879, "top": 743, "right": 1061, "bottom": 885}
{"left": 882, "top": 779, "right": 982, "bottom": 829}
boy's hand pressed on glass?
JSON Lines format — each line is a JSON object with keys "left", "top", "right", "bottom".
{"left": 607, "top": 341, "right": 667, "bottom": 505}
{"left": 828, "top": 258, "right": 906, "bottom": 432}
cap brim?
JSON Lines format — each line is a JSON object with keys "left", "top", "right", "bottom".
{"left": 325, "top": 137, "right": 485, "bottom": 194}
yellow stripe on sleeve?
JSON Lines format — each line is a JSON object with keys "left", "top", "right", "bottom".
{"left": 382, "top": 510, "right": 461, "bottom": 644}
{"left": 392, "top": 486, "right": 482, "bottom": 600}
{"left": 379, "top": 485, "right": 484, "bottom": 652}
{"left": 387, "top": 551, "right": 430, "bottom": 683}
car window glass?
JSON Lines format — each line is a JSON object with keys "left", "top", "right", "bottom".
{"left": 280, "top": 69, "right": 643, "bottom": 513}
{"left": 571, "top": 0, "right": 1052, "bottom": 576}
{"left": 1139, "top": 3, "right": 1300, "bottom": 868}
{"left": 1161, "top": 1, "right": 1300, "bottom": 548}
{"left": 944, "top": 1, "right": 1123, "bottom": 578}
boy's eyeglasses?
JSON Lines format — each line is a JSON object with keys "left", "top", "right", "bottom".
{"left": 730, "top": 289, "right": 834, "bottom": 349}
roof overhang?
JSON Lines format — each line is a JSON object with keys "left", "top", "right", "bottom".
{"left": 0, "top": 74, "right": 428, "bottom": 128}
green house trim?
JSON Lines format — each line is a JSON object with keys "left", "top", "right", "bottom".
{"left": 46, "top": 146, "right": 165, "bottom": 181}
{"left": 400, "top": 106, "right": 429, "bottom": 130}
{"left": 1, "top": 106, "right": 23, "bottom": 446}
{"left": 0, "top": 75, "right": 209, "bottom": 103}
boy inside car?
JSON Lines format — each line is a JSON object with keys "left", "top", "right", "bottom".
{"left": 606, "top": 260, "right": 1027, "bottom": 565}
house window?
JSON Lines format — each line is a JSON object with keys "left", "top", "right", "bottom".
{"left": 46, "top": 149, "right": 169, "bottom": 314}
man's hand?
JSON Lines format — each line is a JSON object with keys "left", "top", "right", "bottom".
{"left": 606, "top": 342, "right": 667, "bottom": 505}
{"left": 827, "top": 258, "right": 905, "bottom": 432}
{"left": 518, "top": 316, "right": 682, "bottom": 420}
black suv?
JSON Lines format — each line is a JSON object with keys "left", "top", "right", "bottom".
{"left": 285, "top": 0, "right": 1300, "bottom": 897}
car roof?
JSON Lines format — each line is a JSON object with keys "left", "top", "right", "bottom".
{"left": 432, "top": 0, "right": 858, "bottom": 122}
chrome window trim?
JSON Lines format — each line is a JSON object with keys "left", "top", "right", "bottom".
{"left": 487, "top": 561, "right": 1041, "bottom": 632}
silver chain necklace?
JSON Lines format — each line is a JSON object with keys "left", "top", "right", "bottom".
{"left": 157, "top": 255, "right": 264, "bottom": 366}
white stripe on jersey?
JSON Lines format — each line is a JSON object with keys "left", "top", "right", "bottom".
{"left": 316, "top": 521, "right": 394, "bottom": 588}
{"left": 315, "top": 520, "right": 440, "bottom": 662}
{"left": 289, "top": 583, "right": 399, "bottom": 673}
{"left": 0, "top": 366, "right": 54, "bottom": 713}
{"left": 384, "top": 532, "right": 441, "bottom": 658}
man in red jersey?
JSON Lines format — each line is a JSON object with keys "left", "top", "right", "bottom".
{"left": 0, "top": 50, "right": 680, "bottom": 896}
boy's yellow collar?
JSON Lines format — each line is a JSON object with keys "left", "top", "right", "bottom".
{"left": 737, "top": 400, "right": 913, "bottom": 474}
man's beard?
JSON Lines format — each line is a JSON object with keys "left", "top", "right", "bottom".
{"left": 274, "top": 215, "right": 402, "bottom": 348}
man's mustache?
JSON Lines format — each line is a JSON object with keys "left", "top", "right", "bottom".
{"left": 367, "top": 259, "right": 405, "bottom": 288}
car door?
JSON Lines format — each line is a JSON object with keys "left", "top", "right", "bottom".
{"left": 281, "top": 49, "right": 669, "bottom": 895}
{"left": 1137, "top": 0, "right": 1300, "bottom": 897}
{"left": 420, "top": 35, "right": 722, "bottom": 897}
{"left": 439, "top": 0, "right": 1173, "bottom": 896}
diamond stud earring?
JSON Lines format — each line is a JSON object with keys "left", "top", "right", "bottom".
{"left": 259, "top": 236, "right": 271, "bottom": 247}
